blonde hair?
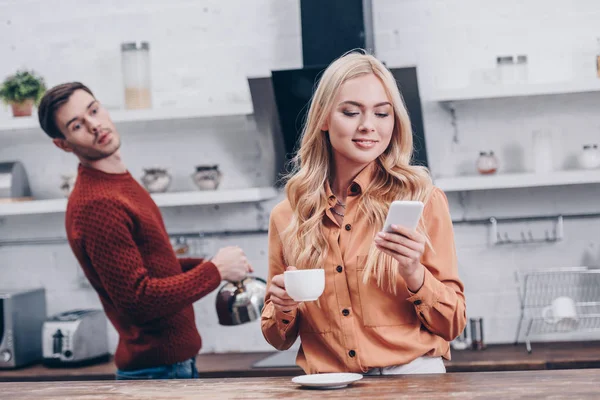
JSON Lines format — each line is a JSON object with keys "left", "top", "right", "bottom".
{"left": 281, "top": 51, "right": 434, "bottom": 293}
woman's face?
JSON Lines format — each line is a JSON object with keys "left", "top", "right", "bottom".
{"left": 323, "top": 73, "right": 395, "bottom": 172}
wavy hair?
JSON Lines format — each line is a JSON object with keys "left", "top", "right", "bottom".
{"left": 281, "top": 51, "right": 434, "bottom": 293}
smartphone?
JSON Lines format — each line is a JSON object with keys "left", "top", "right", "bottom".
{"left": 382, "top": 200, "right": 424, "bottom": 232}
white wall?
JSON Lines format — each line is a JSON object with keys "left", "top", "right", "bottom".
{"left": 0, "top": 0, "right": 599, "bottom": 354}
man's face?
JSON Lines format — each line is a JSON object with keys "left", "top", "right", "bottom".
{"left": 53, "top": 89, "right": 121, "bottom": 161}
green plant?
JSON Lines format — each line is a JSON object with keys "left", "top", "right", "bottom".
{"left": 0, "top": 69, "right": 47, "bottom": 105}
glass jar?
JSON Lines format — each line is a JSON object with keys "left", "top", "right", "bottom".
{"left": 515, "top": 55, "right": 528, "bottom": 84}
{"left": 121, "top": 41, "right": 152, "bottom": 109}
{"left": 496, "top": 55, "right": 515, "bottom": 85}
{"left": 476, "top": 151, "right": 498, "bottom": 175}
{"left": 579, "top": 144, "right": 600, "bottom": 169}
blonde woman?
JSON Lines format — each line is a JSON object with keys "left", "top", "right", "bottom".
{"left": 261, "top": 51, "right": 466, "bottom": 375}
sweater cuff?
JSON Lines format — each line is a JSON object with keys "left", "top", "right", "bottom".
{"left": 406, "top": 267, "right": 440, "bottom": 309}
{"left": 197, "top": 261, "right": 222, "bottom": 291}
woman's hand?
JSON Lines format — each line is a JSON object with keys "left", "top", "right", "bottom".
{"left": 374, "top": 224, "right": 426, "bottom": 292}
{"left": 268, "top": 266, "right": 302, "bottom": 313}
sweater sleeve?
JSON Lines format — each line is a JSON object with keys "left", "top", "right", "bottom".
{"left": 78, "top": 199, "right": 222, "bottom": 324}
{"left": 178, "top": 258, "right": 206, "bottom": 273}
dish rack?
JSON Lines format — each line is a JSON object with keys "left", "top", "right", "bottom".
{"left": 514, "top": 267, "right": 600, "bottom": 353}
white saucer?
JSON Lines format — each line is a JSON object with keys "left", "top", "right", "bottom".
{"left": 292, "top": 373, "right": 363, "bottom": 389}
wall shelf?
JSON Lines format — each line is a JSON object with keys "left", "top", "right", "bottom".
{"left": 435, "top": 169, "right": 600, "bottom": 192}
{"left": 0, "top": 103, "right": 253, "bottom": 133}
{"left": 0, "top": 187, "right": 278, "bottom": 217}
{"left": 431, "top": 80, "right": 600, "bottom": 102}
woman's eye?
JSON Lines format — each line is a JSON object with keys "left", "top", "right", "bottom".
{"left": 91, "top": 108, "right": 98, "bottom": 114}
{"left": 72, "top": 124, "right": 81, "bottom": 131}
{"left": 376, "top": 113, "right": 389, "bottom": 118}
{"left": 343, "top": 111, "right": 359, "bottom": 117}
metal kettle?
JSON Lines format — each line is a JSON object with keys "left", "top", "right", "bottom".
{"left": 215, "top": 276, "right": 267, "bottom": 326}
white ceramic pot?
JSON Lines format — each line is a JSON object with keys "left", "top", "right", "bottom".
{"left": 191, "top": 165, "right": 222, "bottom": 191}
{"left": 141, "top": 168, "right": 172, "bottom": 193}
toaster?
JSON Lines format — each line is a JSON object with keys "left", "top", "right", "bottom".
{"left": 0, "top": 288, "right": 47, "bottom": 369}
{"left": 42, "top": 309, "right": 110, "bottom": 367}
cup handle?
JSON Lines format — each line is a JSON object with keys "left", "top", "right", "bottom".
{"left": 542, "top": 306, "right": 555, "bottom": 324}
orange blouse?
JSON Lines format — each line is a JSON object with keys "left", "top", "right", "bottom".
{"left": 261, "top": 164, "right": 466, "bottom": 374}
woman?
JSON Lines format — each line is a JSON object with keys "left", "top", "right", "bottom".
{"left": 261, "top": 51, "right": 466, "bottom": 375}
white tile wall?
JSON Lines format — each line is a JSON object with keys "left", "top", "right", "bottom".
{"left": 0, "top": 0, "right": 599, "bottom": 355}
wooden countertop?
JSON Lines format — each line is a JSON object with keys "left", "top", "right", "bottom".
{"left": 2, "top": 369, "right": 599, "bottom": 399}
{"left": 1, "top": 341, "right": 600, "bottom": 382}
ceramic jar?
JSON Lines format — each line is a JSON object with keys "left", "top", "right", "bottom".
{"left": 476, "top": 151, "right": 498, "bottom": 175}
{"left": 60, "top": 174, "right": 76, "bottom": 197}
{"left": 141, "top": 168, "right": 171, "bottom": 193}
{"left": 191, "top": 165, "right": 222, "bottom": 190}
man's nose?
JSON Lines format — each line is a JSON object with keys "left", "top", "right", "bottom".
{"left": 86, "top": 117, "right": 101, "bottom": 133}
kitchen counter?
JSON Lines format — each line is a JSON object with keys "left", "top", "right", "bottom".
{"left": 1, "top": 341, "right": 599, "bottom": 382}
{"left": 2, "top": 369, "right": 599, "bottom": 399}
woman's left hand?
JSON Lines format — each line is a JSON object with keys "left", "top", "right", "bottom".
{"left": 374, "top": 224, "right": 426, "bottom": 292}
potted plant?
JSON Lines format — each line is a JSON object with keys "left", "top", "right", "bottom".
{"left": 0, "top": 70, "right": 47, "bottom": 117}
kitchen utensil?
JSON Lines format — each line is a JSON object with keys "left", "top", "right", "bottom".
{"left": 470, "top": 317, "right": 485, "bottom": 350}
{"left": 42, "top": 309, "right": 109, "bottom": 367}
{"left": 292, "top": 373, "right": 363, "bottom": 389}
{"left": 0, "top": 161, "right": 31, "bottom": 199}
{"left": 191, "top": 165, "right": 222, "bottom": 190}
{"left": 283, "top": 269, "right": 325, "bottom": 302}
{"left": 141, "top": 168, "right": 171, "bottom": 193}
{"left": 215, "top": 276, "right": 267, "bottom": 326}
{"left": 0, "top": 288, "right": 46, "bottom": 369}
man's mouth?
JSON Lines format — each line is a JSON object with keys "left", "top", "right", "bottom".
{"left": 96, "top": 130, "right": 112, "bottom": 145}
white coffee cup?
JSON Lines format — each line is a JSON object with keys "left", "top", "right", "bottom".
{"left": 284, "top": 268, "right": 325, "bottom": 302}
{"left": 542, "top": 296, "right": 578, "bottom": 332}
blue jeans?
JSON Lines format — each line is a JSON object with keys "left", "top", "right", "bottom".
{"left": 115, "top": 358, "right": 198, "bottom": 380}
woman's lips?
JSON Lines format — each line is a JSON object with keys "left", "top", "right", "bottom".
{"left": 352, "top": 139, "right": 378, "bottom": 149}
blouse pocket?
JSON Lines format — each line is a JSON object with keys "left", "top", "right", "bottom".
{"left": 356, "top": 256, "right": 417, "bottom": 327}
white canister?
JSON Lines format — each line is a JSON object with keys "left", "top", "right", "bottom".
{"left": 579, "top": 144, "right": 600, "bottom": 169}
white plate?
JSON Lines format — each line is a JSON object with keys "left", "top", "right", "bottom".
{"left": 292, "top": 373, "right": 363, "bottom": 389}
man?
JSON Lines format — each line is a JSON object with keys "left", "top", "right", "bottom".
{"left": 38, "top": 82, "right": 253, "bottom": 380}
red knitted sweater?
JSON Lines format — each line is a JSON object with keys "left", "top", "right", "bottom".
{"left": 65, "top": 164, "right": 221, "bottom": 371}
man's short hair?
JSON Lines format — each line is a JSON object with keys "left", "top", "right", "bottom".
{"left": 38, "top": 82, "right": 94, "bottom": 139}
